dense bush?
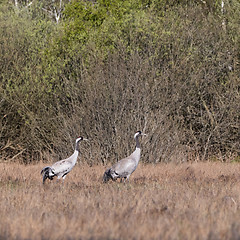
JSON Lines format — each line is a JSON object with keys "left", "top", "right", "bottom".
{"left": 0, "top": 0, "right": 239, "bottom": 163}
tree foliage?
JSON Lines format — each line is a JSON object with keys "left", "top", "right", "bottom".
{"left": 0, "top": 0, "right": 239, "bottom": 163}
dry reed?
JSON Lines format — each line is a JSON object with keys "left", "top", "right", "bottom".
{"left": 1, "top": 161, "right": 240, "bottom": 240}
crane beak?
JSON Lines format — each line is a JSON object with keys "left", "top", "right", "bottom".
{"left": 141, "top": 133, "right": 147, "bottom": 136}
{"left": 83, "top": 138, "right": 89, "bottom": 141}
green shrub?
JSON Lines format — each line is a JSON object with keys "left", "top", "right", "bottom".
{"left": 0, "top": 0, "right": 239, "bottom": 163}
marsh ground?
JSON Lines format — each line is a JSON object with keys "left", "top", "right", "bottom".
{"left": 1, "top": 162, "right": 240, "bottom": 240}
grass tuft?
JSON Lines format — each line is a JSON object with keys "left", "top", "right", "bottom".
{"left": 1, "top": 162, "right": 240, "bottom": 239}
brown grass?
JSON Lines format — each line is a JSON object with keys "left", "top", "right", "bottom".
{"left": 1, "top": 161, "right": 240, "bottom": 239}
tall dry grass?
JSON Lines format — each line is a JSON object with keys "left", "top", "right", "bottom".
{"left": 1, "top": 161, "right": 240, "bottom": 239}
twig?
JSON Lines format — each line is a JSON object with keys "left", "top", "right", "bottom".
{"left": 8, "top": 149, "right": 26, "bottom": 161}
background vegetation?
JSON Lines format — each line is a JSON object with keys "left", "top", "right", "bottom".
{"left": 0, "top": 0, "right": 239, "bottom": 164}
{"left": 1, "top": 162, "right": 240, "bottom": 239}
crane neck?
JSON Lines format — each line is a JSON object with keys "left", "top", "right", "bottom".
{"left": 135, "top": 136, "right": 140, "bottom": 149}
{"left": 75, "top": 141, "right": 80, "bottom": 152}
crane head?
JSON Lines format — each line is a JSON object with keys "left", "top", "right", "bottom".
{"left": 76, "top": 136, "right": 88, "bottom": 142}
{"left": 134, "top": 131, "right": 147, "bottom": 139}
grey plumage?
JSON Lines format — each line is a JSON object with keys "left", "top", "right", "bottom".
{"left": 41, "top": 136, "right": 88, "bottom": 184}
{"left": 103, "top": 131, "right": 146, "bottom": 183}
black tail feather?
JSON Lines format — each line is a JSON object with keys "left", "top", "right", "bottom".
{"left": 103, "top": 168, "right": 118, "bottom": 183}
{"left": 41, "top": 166, "right": 54, "bottom": 184}
{"left": 103, "top": 168, "right": 112, "bottom": 183}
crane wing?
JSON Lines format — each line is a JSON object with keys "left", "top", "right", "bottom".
{"left": 51, "top": 159, "right": 73, "bottom": 175}
{"left": 112, "top": 157, "right": 136, "bottom": 177}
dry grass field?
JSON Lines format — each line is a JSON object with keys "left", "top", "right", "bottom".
{"left": 1, "top": 161, "right": 240, "bottom": 240}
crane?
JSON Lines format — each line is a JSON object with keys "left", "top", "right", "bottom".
{"left": 103, "top": 131, "right": 146, "bottom": 183}
{"left": 41, "top": 136, "right": 88, "bottom": 184}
